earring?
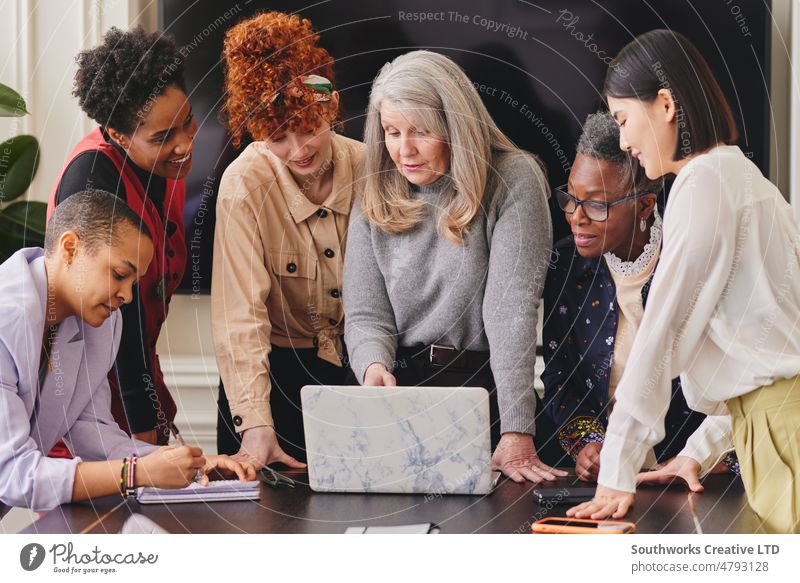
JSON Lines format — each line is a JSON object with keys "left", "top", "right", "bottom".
{"left": 640, "top": 218, "right": 647, "bottom": 232}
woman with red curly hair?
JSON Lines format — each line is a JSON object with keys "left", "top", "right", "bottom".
{"left": 212, "top": 11, "right": 363, "bottom": 468}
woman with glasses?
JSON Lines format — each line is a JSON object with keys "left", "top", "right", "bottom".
{"left": 567, "top": 31, "right": 800, "bottom": 533}
{"left": 542, "top": 112, "right": 737, "bottom": 482}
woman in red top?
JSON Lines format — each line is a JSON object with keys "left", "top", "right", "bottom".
{"left": 48, "top": 27, "right": 195, "bottom": 445}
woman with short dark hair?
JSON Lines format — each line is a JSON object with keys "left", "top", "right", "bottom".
{"left": 567, "top": 30, "right": 800, "bottom": 533}
{"left": 0, "top": 191, "right": 252, "bottom": 517}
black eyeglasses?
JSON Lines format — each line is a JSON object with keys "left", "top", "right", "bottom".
{"left": 554, "top": 185, "right": 654, "bottom": 222}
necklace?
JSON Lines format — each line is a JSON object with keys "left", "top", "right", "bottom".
{"left": 604, "top": 208, "right": 663, "bottom": 277}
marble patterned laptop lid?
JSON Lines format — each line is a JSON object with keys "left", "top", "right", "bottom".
{"left": 301, "top": 385, "right": 492, "bottom": 495}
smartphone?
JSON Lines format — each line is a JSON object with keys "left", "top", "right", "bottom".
{"left": 532, "top": 486, "right": 596, "bottom": 505}
{"left": 531, "top": 517, "right": 636, "bottom": 534}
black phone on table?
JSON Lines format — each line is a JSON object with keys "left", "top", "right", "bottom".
{"left": 532, "top": 486, "right": 596, "bottom": 505}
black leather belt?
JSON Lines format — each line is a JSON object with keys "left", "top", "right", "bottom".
{"left": 399, "top": 344, "right": 491, "bottom": 372}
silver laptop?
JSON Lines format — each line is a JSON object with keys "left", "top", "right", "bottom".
{"left": 301, "top": 385, "right": 493, "bottom": 495}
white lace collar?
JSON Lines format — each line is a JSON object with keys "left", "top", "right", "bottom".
{"left": 603, "top": 208, "right": 663, "bottom": 277}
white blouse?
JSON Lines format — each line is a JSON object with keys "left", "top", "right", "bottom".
{"left": 598, "top": 145, "right": 800, "bottom": 492}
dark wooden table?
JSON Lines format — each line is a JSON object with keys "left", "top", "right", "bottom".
{"left": 22, "top": 472, "right": 757, "bottom": 534}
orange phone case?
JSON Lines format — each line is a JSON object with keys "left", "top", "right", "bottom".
{"left": 531, "top": 517, "right": 636, "bottom": 534}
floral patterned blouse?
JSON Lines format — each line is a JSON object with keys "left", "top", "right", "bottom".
{"left": 540, "top": 235, "right": 738, "bottom": 474}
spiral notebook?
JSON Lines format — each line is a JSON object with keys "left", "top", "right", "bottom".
{"left": 136, "top": 480, "right": 261, "bottom": 504}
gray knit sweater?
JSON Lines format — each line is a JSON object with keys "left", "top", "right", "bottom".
{"left": 343, "top": 151, "right": 552, "bottom": 434}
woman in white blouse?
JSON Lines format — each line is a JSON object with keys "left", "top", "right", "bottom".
{"left": 567, "top": 30, "right": 800, "bottom": 533}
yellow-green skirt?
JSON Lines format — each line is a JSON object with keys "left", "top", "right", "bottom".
{"left": 727, "top": 374, "right": 800, "bottom": 534}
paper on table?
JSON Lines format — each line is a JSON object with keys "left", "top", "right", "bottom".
{"left": 136, "top": 480, "right": 260, "bottom": 504}
{"left": 344, "top": 523, "right": 439, "bottom": 534}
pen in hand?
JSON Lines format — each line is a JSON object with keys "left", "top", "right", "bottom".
{"left": 167, "top": 421, "right": 204, "bottom": 483}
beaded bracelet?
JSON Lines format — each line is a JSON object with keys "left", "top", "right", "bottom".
{"left": 119, "top": 456, "right": 139, "bottom": 499}
{"left": 119, "top": 458, "right": 127, "bottom": 497}
{"left": 558, "top": 416, "right": 606, "bottom": 459}
{"left": 126, "top": 455, "right": 138, "bottom": 498}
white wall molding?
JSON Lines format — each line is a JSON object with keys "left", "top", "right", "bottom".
{"left": 14, "top": 0, "right": 33, "bottom": 135}
{"left": 160, "top": 355, "right": 219, "bottom": 454}
{"left": 0, "top": 0, "right": 161, "bottom": 202}
{"left": 79, "top": 0, "right": 102, "bottom": 136}
{"left": 767, "top": 0, "right": 792, "bottom": 206}
{"left": 129, "top": 0, "right": 160, "bottom": 32}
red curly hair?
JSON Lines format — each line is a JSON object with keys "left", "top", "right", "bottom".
{"left": 221, "top": 11, "right": 339, "bottom": 147}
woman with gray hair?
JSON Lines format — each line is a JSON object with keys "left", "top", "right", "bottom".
{"left": 343, "top": 50, "right": 564, "bottom": 483}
